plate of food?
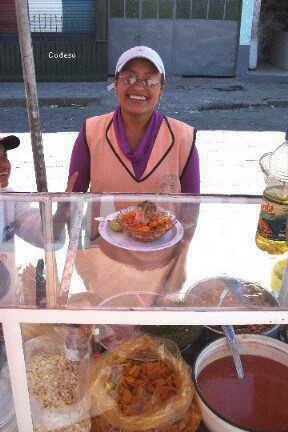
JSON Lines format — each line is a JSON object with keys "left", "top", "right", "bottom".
{"left": 98, "top": 201, "right": 184, "bottom": 252}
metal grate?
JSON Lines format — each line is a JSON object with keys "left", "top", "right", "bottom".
{"left": 29, "top": 13, "right": 97, "bottom": 32}
{"left": 109, "top": 0, "right": 241, "bottom": 20}
{"left": 29, "top": 14, "right": 63, "bottom": 32}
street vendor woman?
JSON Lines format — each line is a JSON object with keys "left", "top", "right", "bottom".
{"left": 67, "top": 46, "right": 200, "bottom": 306}
{"left": 69, "top": 45, "right": 199, "bottom": 195}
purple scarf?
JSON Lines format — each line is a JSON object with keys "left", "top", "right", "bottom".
{"left": 113, "top": 107, "right": 164, "bottom": 179}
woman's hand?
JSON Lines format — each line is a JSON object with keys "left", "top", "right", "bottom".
{"left": 66, "top": 171, "right": 79, "bottom": 192}
{"left": 53, "top": 172, "right": 79, "bottom": 230}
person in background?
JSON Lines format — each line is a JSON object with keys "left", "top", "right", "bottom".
{"left": 0, "top": 135, "right": 70, "bottom": 306}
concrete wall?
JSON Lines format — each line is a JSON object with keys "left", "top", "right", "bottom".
{"left": 259, "top": 0, "right": 288, "bottom": 64}
{"left": 109, "top": 18, "right": 239, "bottom": 76}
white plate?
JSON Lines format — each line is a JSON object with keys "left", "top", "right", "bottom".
{"left": 98, "top": 211, "right": 184, "bottom": 252}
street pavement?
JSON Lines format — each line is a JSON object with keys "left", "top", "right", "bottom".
{"left": 6, "top": 129, "right": 285, "bottom": 195}
{"left": 0, "top": 77, "right": 288, "bottom": 132}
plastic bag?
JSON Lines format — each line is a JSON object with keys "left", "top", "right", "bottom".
{"left": 24, "top": 334, "right": 91, "bottom": 431}
{"left": 91, "top": 399, "right": 201, "bottom": 432}
{"left": 90, "top": 335, "right": 200, "bottom": 431}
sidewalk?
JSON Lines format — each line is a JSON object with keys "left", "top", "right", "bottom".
{"left": 1, "top": 77, "right": 288, "bottom": 112}
{"left": 7, "top": 130, "right": 285, "bottom": 195}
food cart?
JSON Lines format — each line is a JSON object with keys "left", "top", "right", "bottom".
{"left": 1, "top": 192, "right": 288, "bottom": 432}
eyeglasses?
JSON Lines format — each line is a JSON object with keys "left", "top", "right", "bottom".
{"left": 118, "top": 72, "right": 162, "bottom": 88}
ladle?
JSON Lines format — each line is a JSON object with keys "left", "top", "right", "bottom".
{"left": 222, "top": 325, "right": 244, "bottom": 379}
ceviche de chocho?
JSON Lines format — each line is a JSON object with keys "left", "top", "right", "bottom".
{"left": 109, "top": 201, "right": 176, "bottom": 242}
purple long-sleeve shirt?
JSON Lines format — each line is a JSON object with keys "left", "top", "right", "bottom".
{"left": 69, "top": 114, "right": 200, "bottom": 193}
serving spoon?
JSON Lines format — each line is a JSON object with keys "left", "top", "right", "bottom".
{"left": 222, "top": 325, "right": 244, "bottom": 379}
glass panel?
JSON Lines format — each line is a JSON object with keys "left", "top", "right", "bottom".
{"left": 142, "top": 0, "right": 157, "bottom": 18}
{"left": 159, "top": 0, "right": 174, "bottom": 18}
{"left": 110, "top": 0, "right": 124, "bottom": 17}
{"left": 2, "top": 193, "right": 288, "bottom": 311}
{"left": 225, "top": 0, "right": 241, "bottom": 21}
{"left": 176, "top": 0, "right": 191, "bottom": 19}
{"left": 126, "top": 0, "right": 140, "bottom": 17}
{"left": 0, "top": 195, "right": 46, "bottom": 308}
{"left": 192, "top": 0, "right": 208, "bottom": 18}
{"left": 48, "top": 194, "right": 285, "bottom": 310}
{"left": 0, "top": 331, "right": 17, "bottom": 432}
{"left": 208, "top": 0, "right": 225, "bottom": 20}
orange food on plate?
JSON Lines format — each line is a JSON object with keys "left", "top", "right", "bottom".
{"left": 119, "top": 201, "right": 175, "bottom": 242}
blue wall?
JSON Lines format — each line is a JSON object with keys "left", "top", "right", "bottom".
{"left": 62, "top": 0, "right": 96, "bottom": 32}
{"left": 239, "top": 0, "right": 254, "bottom": 46}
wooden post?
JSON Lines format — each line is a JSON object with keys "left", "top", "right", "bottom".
{"left": 14, "top": 0, "right": 58, "bottom": 306}
{"left": 14, "top": 0, "right": 47, "bottom": 192}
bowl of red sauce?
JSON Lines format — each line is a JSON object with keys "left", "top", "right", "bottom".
{"left": 193, "top": 334, "right": 288, "bottom": 432}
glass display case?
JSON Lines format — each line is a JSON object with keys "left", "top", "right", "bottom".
{"left": 1, "top": 192, "right": 288, "bottom": 432}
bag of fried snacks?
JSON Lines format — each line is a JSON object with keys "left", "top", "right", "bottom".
{"left": 24, "top": 335, "right": 91, "bottom": 431}
{"left": 90, "top": 335, "right": 201, "bottom": 431}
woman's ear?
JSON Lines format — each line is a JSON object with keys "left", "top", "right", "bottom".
{"left": 160, "top": 77, "right": 166, "bottom": 96}
{"left": 114, "top": 79, "right": 119, "bottom": 97}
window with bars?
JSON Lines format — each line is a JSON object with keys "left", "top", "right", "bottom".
{"left": 28, "top": 0, "right": 97, "bottom": 33}
{"left": 109, "top": 0, "right": 241, "bottom": 20}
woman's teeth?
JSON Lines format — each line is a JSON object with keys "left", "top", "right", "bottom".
{"left": 129, "top": 95, "right": 146, "bottom": 101}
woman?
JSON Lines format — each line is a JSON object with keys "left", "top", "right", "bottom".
{"left": 69, "top": 45, "right": 200, "bottom": 195}
{"left": 67, "top": 46, "right": 200, "bottom": 307}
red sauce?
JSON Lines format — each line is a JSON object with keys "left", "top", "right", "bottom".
{"left": 197, "top": 355, "right": 288, "bottom": 432}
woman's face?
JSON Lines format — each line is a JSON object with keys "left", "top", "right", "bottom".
{"left": 115, "top": 58, "right": 164, "bottom": 118}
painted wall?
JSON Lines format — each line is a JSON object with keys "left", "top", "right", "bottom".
{"left": 239, "top": 0, "right": 254, "bottom": 45}
{"left": 62, "top": 0, "right": 96, "bottom": 32}
{"left": 0, "top": 0, "right": 17, "bottom": 32}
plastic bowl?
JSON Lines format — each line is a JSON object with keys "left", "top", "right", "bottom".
{"left": 98, "top": 292, "right": 203, "bottom": 356}
{"left": 193, "top": 334, "right": 288, "bottom": 432}
{"left": 205, "top": 322, "right": 281, "bottom": 339}
{"left": 98, "top": 291, "right": 166, "bottom": 350}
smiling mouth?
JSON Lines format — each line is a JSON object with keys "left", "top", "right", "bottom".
{"left": 0, "top": 171, "right": 9, "bottom": 176}
{"left": 128, "top": 95, "right": 147, "bottom": 101}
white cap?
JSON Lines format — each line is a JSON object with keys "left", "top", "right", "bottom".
{"left": 115, "top": 46, "right": 166, "bottom": 78}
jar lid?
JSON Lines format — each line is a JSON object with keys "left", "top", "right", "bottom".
{"left": 269, "top": 142, "right": 288, "bottom": 182}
